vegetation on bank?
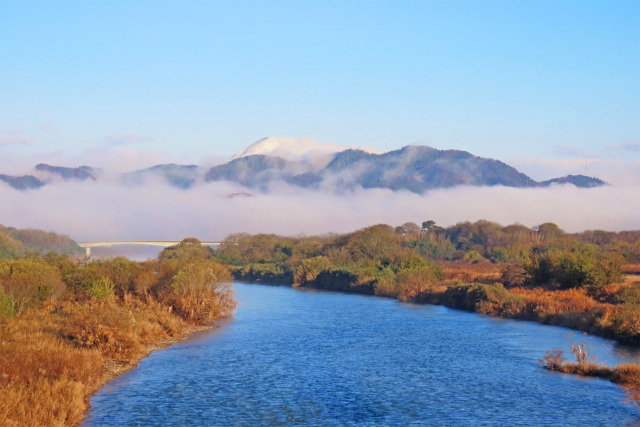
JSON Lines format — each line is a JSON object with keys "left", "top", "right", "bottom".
{"left": 1, "top": 220, "right": 639, "bottom": 422}
{"left": 0, "top": 239, "right": 235, "bottom": 426}
{"left": 214, "top": 220, "right": 640, "bottom": 343}
{"left": 541, "top": 342, "right": 640, "bottom": 408}
{"left": 212, "top": 220, "right": 640, "bottom": 409}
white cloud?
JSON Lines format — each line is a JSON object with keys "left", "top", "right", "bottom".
{"left": 0, "top": 180, "right": 637, "bottom": 242}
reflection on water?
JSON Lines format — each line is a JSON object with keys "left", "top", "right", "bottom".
{"left": 85, "top": 282, "right": 640, "bottom": 426}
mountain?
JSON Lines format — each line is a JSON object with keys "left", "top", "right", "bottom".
{"left": 122, "top": 164, "right": 201, "bottom": 189}
{"left": 539, "top": 175, "right": 607, "bottom": 188}
{"left": 0, "top": 174, "right": 45, "bottom": 190}
{"left": 35, "top": 163, "right": 97, "bottom": 181}
{"left": 205, "top": 155, "right": 300, "bottom": 190}
{"left": 316, "top": 146, "right": 537, "bottom": 191}
{"left": 0, "top": 138, "right": 609, "bottom": 192}
{"left": 206, "top": 145, "right": 603, "bottom": 193}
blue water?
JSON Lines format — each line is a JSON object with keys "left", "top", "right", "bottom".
{"left": 85, "top": 282, "right": 640, "bottom": 426}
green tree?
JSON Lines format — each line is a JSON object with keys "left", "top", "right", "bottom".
{"left": 421, "top": 220, "right": 436, "bottom": 231}
{"left": 0, "top": 258, "right": 66, "bottom": 315}
{"left": 160, "top": 238, "right": 212, "bottom": 260}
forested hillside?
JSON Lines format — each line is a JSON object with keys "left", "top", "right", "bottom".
{"left": 0, "top": 225, "right": 82, "bottom": 258}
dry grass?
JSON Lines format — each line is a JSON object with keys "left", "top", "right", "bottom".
{"left": 612, "top": 363, "right": 640, "bottom": 407}
{"left": 510, "top": 287, "right": 599, "bottom": 316}
{"left": 0, "top": 279, "right": 235, "bottom": 426}
{"left": 438, "top": 262, "right": 505, "bottom": 283}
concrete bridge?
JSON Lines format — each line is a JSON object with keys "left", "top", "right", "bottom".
{"left": 77, "top": 240, "right": 223, "bottom": 257}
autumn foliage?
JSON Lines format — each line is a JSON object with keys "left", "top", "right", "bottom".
{"left": 0, "top": 239, "right": 235, "bottom": 426}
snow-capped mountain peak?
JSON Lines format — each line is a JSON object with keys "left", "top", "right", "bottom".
{"left": 231, "top": 136, "right": 381, "bottom": 161}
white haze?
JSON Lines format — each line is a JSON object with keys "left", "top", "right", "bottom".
{"left": 509, "top": 157, "right": 640, "bottom": 186}
{"left": 1, "top": 179, "right": 638, "bottom": 242}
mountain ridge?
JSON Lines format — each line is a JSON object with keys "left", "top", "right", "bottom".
{"left": 0, "top": 139, "right": 608, "bottom": 192}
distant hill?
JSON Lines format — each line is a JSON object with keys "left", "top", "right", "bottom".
{"left": 0, "top": 174, "right": 45, "bottom": 190}
{"left": 539, "top": 175, "right": 607, "bottom": 188}
{"left": 0, "top": 225, "right": 82, "bottom": 259}
{"left": 122, "top": 164, "right": 201, "bottom": 189}
{"left": 35, "top": 163, "right": 97, "bottom": 181}
{"left": 0, "top": 138, "right": 609, "bottom": 192}
{"left": 204, "top": 144, "right": 606, "bottom": 192}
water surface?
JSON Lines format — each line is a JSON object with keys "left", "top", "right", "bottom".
{"left": 85, "top": 282, "right": 640, "bottom": 426}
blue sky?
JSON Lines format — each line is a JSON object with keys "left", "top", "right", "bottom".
{"left": 1, "top": 0, "right": 639, "bottom": 166}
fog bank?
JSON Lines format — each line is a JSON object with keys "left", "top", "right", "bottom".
{"left": 1, "top": 180, "right": 638, "bottom": 242}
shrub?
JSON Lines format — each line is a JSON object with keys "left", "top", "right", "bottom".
{"left": 540, "top": 348, "right": 566, "bottom": 371}
{"left": 97, "top": 257, "right": 142, "bottom": 295}
{"left": 169, "top": 259, "right": 232, "bottom": 297}
{"left": 293, "top": 256, "right": 331, "bottom": 286}
{"left": 611, "top": 363, "right": 640, "bottom": 408}
{"left": 609, "top": 303, "right": 640, "bottom": 344}
{"left": 524, "top": 249, "right": 622, "bottom": 289}
{"left": 0, "top": 259, "right": 66, "bottom": 315}
{"left": 64, "top": 266, "right": 112, "bottom": 299}
{"left": 501, "top": 264, "right": 526, "bottom": 287}
{"left": 132, "top": 263, "right": 159, "bottom": 295}
{"left": 0, "top": 287, "right": 14, "bottom": 317}
{"left": 614, "top": 282, "right": 640, "bottom": 305}
{"left": 159, "top": 259, "right": 235, "bottom": 322}
{"left": 396, "top": 267, "right": 443, "bottom": 301}
{"left": 238, "top": 262, "right": 292, "bottom": 284}
{"left": 313, "top": 268, "right": 373, "bottom": 294}
{"left": 159, "top": 238, "right": 212, "bottom": 260}
{"left": 86, "top": 277, "right": 115, "bottom": 300}
{"left": 441, "top": 282, "right": 522, "bottom": 316}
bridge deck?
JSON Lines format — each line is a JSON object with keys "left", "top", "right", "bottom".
{"left": 77, "top": 241, "right": 223, "bottom": 248}
{"left": 77, "top": 241, "right": 224, "bottom": 257}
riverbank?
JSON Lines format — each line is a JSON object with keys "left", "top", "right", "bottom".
{"left": 85, "top": 282, "right": 640, "bottom": 425}
{"left": 217, "top": 223, "right": 640, "bottom": 346}
{"left": 0, "top": 298, "right": 228, "bottom": 426}
{"left": 0, "top": 245, "right": 236, "bottom": 426}
{"left": 233, "top": 262, "right": 640, "bottom": 346}
{"left": 231, "top": 263, "right": 640, "bottom": 408}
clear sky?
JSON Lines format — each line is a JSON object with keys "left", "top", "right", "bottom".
{"left": 1, "top": 0, "right": 639, "bottom": 167}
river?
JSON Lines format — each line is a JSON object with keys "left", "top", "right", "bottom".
{"left": 84, "top": 282, "right": 640, "bottom": 426}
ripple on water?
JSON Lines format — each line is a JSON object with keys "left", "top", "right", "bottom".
{"left": 84, "top": 282, "right": 640, "bottom": 426}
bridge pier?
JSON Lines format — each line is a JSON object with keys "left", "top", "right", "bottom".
{"left": 85, "top": 247, "right": 91, "bottom": 258}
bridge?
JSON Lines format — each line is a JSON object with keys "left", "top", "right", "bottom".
{"left": 77, "top": 240, "right": 224, "bottom": 257}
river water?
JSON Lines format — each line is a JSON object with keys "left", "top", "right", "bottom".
{"left": 85, "top": 282, "right": 640, "bottom": 426}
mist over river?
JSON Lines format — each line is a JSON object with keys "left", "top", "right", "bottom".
{"left": 84, "top": 282, "right": 640, "bottom": 426}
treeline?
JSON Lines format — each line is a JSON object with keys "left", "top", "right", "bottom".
{"left": 0, "top": 224, "right": 82, "bottom": 259}
{"left": 214, "top": 220, "right": 640, "bottom": 344}
{"left": 214, "top": 220, "right": 640, "bottom": 407}
{"left": 0, "top": 238, "right": 235, "bottom": 426}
